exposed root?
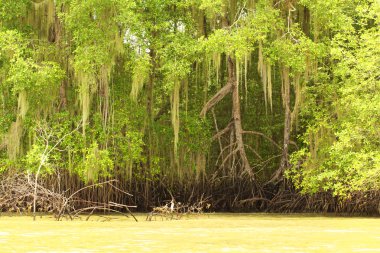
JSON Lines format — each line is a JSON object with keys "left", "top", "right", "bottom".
{"left": 0, "top": 174, "right": 136, "bottom": 221}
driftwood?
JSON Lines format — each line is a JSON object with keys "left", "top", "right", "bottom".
{"left": 146, "top": 197, "right": 211, "bottom": 221}
{"left": 0, "top": 174, "right": 137, "bottom": 221}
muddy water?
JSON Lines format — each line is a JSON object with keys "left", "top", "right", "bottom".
{"left": 1, "top": 213, "right": 380, "bottom": 252}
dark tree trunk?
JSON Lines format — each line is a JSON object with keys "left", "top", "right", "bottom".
{"left": 303, "top": 7, "right": 310, "bottom": 37}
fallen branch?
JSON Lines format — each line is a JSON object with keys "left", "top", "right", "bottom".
{"left": 0, "top": 174, "right": 137, "bottom": 222}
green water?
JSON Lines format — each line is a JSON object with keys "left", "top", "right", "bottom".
{"left": 1, "top": 213, "right": 380, "bottom": 252}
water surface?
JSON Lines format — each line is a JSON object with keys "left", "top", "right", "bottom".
{"left": 1, "top": 213, "right": 380, "bottom": 252}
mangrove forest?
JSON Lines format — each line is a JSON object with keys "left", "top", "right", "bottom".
{"left": 0, "top": 0, "right": 379, "bottom": 215}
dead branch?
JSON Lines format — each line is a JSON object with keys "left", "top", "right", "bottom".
{"left": 0, "top": 174, "right": 137, "bottom": 222}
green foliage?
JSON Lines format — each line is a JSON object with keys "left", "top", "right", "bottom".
{"left": 130, "top": 52, "right": 151, "bottom": 100}
{"left": 79, "top": 142, "right": 114, "bottom": 183}
{"left": 179, "top": 112, "right": 211, "bottom": 153}
{"left": 7, "top": 60, "right": 63, "bottom": 100}
{"left": 110, "top": 109, "right": 145, "bottom": 170}
{"left": 0, "top": 30, "right": 27, "bottom": 59}
{"left": 161, "top": 33, "right": 198, "bottom": 82}
{"left": 199, "top": 0, "right": 225, "bottom": 18}
{"left": 0, "top": 0, "right": 29, "bottom": 24}
{"left": 288, "top": 2, "right": 380, "bottom": 197}
{"left": 268, "top": 30, "right": 326, "bottom": 72}
{"left": 0, "top": 0, "right": 379, "bottom": 201}
{"left": 25, "top": 144, "right": 53, "bottom": 175}
{"left": 299, "top": 0, "right": 355, "bottom": 33}
{"left": 0, "top": 29, "right": 64, "bottom": 117}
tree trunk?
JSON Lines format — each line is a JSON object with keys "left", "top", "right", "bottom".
{"left": 302, "top": 6, "right": 310, "bottom": 37}
{"left": 145, "top": 48, "right": 156, "bottom": 171}
{"left": 229, "top": 57, "right": 253, "bottom": 178}
{"left": 199, "top": 13, "right": 253, "bottom": 179}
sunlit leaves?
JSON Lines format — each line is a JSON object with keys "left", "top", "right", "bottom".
{"left": 6, "top": 59, "right": 64, "bottom": 109}
{"left": 199, "top": 0, "right": 225, "bottom": 19}
{"left": 0, "top": 0, "right": 29, "bottom": 23}
{"left": 79, "top": 142, "right": 114, "bottom": 183}
{"left": 269, "top": 31, "right": 326, "bottom": 72}
{"left": 289, "top": 3, "right": 380, "bottom": 197}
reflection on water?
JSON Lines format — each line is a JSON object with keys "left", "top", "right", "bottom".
{"left": 0, "top": 213, "right": 380, "bottom": 252}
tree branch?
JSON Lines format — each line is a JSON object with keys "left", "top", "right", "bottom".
{"left": 242, "top": 130, "right": 282, "bottom": 150}
{"left": 212, "top": 121, "right": 233, "bottom": 141}
{"left": 200, "top": 83, "right": 233, "bottom": 118}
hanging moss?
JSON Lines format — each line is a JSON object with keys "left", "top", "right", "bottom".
{"left": 212, "top": 52, "right": 221, "bottom": 88}
{"left": 257, "top": 42, "right": 274, "bottom": 114}
{"left": 77, "top": 72, "right": 94, "bottom": 134}
{"left": 7, "top": 92, "right": 27, "bottom": 159}
{"left": 267, "top": 63, "right": 272, "bottom": 112}
{"left": 27, "top": 0, "right": 56, "bottom": 39}
{"left": 130, "top": 53, "right": 150, "bottom": 102}
{"left": 291, "top": 73, "right": 301, "bottom": 131}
